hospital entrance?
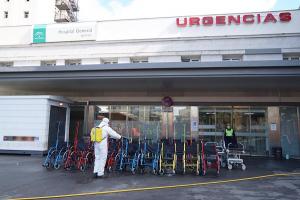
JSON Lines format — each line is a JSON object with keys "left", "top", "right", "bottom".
{"left": 83, "top": 105, "right": 300, "bottom": 158}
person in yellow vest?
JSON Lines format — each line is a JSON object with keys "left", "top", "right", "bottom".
{"left": 224, "top": 124, "right": 237, "bottom": 148}
{"left": 91, "top": 118, "right": 121, "bottom": 178}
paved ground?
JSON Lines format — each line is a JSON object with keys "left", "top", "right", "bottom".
{"left": 0, "top": 155, "right": 299, "bottom": 200}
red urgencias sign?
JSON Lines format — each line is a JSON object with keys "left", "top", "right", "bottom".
{"left": 176, "top": 12, "right": 291, "bottom": 27}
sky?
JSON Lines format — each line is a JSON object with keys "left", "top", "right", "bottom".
{"left": 78, "top": 0, "right": 300, "bottom": 21}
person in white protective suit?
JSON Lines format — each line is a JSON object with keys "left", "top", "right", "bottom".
{"left": 92, "top": 118, "right": 121, "bottom": 178}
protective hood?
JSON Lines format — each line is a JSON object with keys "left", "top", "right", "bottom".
{"left": 98, "top": 118, "right": 109, "bottom": 128}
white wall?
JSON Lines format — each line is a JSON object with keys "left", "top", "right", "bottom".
{"left": 0, "top": 96, "right": 70, "bottom": 152}
{"left": 0, "top": 26, "right": 31, "bottom": 46}
{"left": 0, "top": 0, "right": 55, "bottom": 27}
{"left": 201, "top": 55, "right": 222, "bottom": 62}
{"left": 96, "top": 10, "right": 300, "bottom": 41}
{"left": 243, "top": 54, "right": 282, "bottom": 61}
{"left": 82, "top": 58, "right": 100, "bottom": 65}
{"left": 1, "top": 36, "right": 300, "bottom": 64}
{"left": 56, "top": 59, "right": 65, "bottom": 65}
{"left": 149, "top": 56, "right": 181, "bottom": 63}
{"left": 1, "top": 10, "right": 300, "bottom": 46}
{"left": 14, "top": 60, "right": 40, "bottom": 67}
{"left": 0, "top": 98, "right": 49, "bottom": 151}
{"left": 118, "top": 57, "right": 130, "bottom": 63}
{"left": 0, "top": 10, "right": 299, "bottom": 64}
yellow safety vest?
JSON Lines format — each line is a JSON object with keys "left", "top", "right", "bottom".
{"left": 225, "top": 129, "right": 234, "bottom": 137}
{"left": 90, "top": 127, "right": 104, "bottom": 142}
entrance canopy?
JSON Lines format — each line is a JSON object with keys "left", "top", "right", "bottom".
{"left": 0, "top": 61, "right": 300, "bottom": 105}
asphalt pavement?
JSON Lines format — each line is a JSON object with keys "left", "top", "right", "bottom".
{"left": 0, "top": 155, "right": 299, "bottom": 200}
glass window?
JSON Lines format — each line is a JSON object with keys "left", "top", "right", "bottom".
{"left": 4, "top": 11, "right": 8, "bottom": 18}
{"left": 181, "top": 56, "right": 201, "bottom": 62}
{"left": 94, "top": 105, "right": 193, "bottom": 141}
{"left": 173, "top": 106, "right": 190, "bottom": 140}
{"left": 233, "top": 106, "right": 250, "bottom": 133}
{"left": 216, "top": 106, "right": 232, "bottom": 132}
{"left": 199, "top": 107, "right": 215, "bottom": 132}
{"left": 291, "top": 57, "right": 300, "bottom": 60}
{"left": 131, "top": 57, "right": 148, "bottom": 63}
{"left": 24, "top": 11, "right": 29, "bottom": 18}
{"left": 283, "top": 55, "right": 300, "bottom": 60}
{"left": 280, "top": 107, "right": 300, "bottom": 157}
{"left": 95, "top": 105, "right": 163, "bottom": 140}
{"left": 65, "top": 59, "right": 81, "bottom": 66}
{"left": 101, "top": 59, "right": 118, "bottom": 64}
{"left": 223, "top": 55, "right": 243, "bottom": 61}
{"left": 41, "top": 60, "right": 56, "bottom": 66}
{"left": 250, "top": 107, "right": 266, "bottom": 134}
{"left": 0, "top": 62, "right": 13, "bottom": 67}
{"left": 91, "top": 105, "right": 268, "bottom": 155}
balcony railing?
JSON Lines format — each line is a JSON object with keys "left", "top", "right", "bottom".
{"left": 67, "top": 10, "right": 77, "bottom": 22}
{"left": 55, "top": 0, "right": 72, "bottom": 10}
{"left": 54, "top": 10, "right": 71, "bottom": 22}
{"left": 69, "top": 0, "right": 79, "bottom": 11}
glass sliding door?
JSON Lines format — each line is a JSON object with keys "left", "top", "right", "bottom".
{"left": 173, "top": 106, "right": 191, "bottom": 140}
{"left": 280, "top": 107, "right": 300, "bottom": 158}
{"left": 198, "top": 106, "right": 267, "bottom": 155}
{"left": 216, "top": 106, "right": 232, "bottom": 142}
{"left": 93, "top": 104, "right": 268, "bottom": 156}
{"left": 199, "top": 106, "right": 216, "bottom": 142}
{"left": 233, "top": 106, "right": 267, "bottom": 155}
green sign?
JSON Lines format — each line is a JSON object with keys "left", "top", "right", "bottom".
{"left": 33, "top": 25, "right": 46, "bottom": 43}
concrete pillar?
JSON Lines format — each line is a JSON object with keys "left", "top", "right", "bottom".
{"left": 65, "top": 106, "right": 70, "bottom": 142}
{"left": 86, "top": 105, "right": 96, "bottom": 135}
{"left": 83, "top": 103, "right": 96, "bottom": 136}
{"left": 267, "top": 107, "right": 281, "bottom": 154}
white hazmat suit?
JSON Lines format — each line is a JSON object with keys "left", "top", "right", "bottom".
{"left": 93, "top": 118, "right": 121, "bottom": 177}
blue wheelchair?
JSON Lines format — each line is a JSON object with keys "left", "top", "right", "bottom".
{"left": 53, "top": 141, "right": 70, "bottom": 170}
{"left": 43, "top": 121, "right": 63, "bottom": 169}
{"left": 117, "top": 137, "right": 140, "bottom": 174}
{"left": 139, "top": 139, "right": 160, "bottom": 174}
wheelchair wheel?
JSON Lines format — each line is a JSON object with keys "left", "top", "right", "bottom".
{"left": 221, "top": 161, "right": 227, "bottom": 168}
{"left": 139, "top": 167, "right": 145, "bottom": 174}
{"left": 159, "top": 169, "right": 164, "bottom": 175}
{"left": 228, "top": 164, "right": 233, "bottom": 170}
{"left": 44, "top": 161, "right": 50, "bottom": 169}
{"left": 65, "top": 163, "right": 72, "bottom": 171}
{"left": 131, "top": 169, "right": 136, "bottom": 175}
{"left": 54, "top": 163, "right": 60, "bottom": 170}
{"left": 241, "top": 164, "right": 246, "bottom": 171}
{"left": 108, "top": 166, "right": 113, "bottom": 173}
{"left": 80, "top": 164, "right": 86, "bottom": 172}
{"left": 153, "top": 169, "right": 158, "bottom": 175}
{"left": 217, "top": 166, "right": 220, "bottom": 175}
